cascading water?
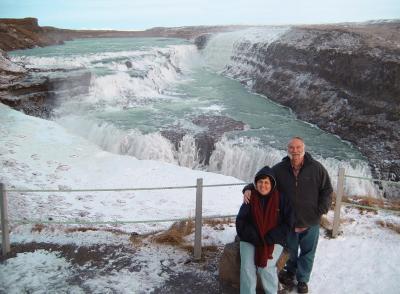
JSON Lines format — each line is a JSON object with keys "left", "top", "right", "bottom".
{"left": 10, "top": 34, "right": 379, "bottom": 197}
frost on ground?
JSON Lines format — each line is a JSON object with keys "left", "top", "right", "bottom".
{"left": 0, "top": 226, "right": 234, "bottom": 294}
{"left": 1, "top": 208, "right": 400, "bottom": 294}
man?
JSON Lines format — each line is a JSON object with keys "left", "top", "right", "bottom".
{"left": 243, "top": 137, "right": 333, "bottom": 293}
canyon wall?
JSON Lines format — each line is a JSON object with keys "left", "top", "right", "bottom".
{"left": 222, "top": 21, "right": 400, "bottom": 195}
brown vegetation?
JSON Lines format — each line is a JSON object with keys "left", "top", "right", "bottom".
{"left": 147, "top": 219, "right": 230, "bottom": 259}
{"left": 342, "top": 195, "right": 400, "bottom": 214}
{"left": 31, "top": 223, "right": 45, "bottom": 233}
{"left": 320, "top": 215, "right": 333, "bottom": 231}
{"left": 376, "top": 220, "right": 400, "bottom": 234}
{"left": 203, "top": 217, "right": 234, "bottom": 229}
{"left": 151, "top": 220, "right": 195, "bottom": 246}
{"left": 65, "top": 226, "right": 129, "bottom": 235}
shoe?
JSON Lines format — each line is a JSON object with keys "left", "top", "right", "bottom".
{"left": 278, "top": 270, "right": 295, "bottom": 288}
{"left": 297, "top": 281, "right": 308, "bottom": 293}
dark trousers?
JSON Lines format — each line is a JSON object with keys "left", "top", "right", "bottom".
{"left": 285, "top": 224, "right": 319, "bottom": 283}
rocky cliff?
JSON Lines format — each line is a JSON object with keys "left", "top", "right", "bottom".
{"left": 0, "top": 18, "right": 69, "bottom": 51}
{"left": 0, "top": 48, "right": 91, "bottom": 117}
{"left": 221, "top": 21, "right": 400, "bottom": 196}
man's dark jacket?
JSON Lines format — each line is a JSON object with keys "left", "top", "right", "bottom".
{"left": 236, "top": 166, "right": 293, "bottom": 247}
{"left": 244, "top": 152, "right": 333, "bottom": 228}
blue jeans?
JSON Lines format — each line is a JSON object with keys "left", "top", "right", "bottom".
{"left": 240, "top": 241, "right": 283, "bottom": 294}
{"left": 286, "top": 224, "right": 320, "bottom": 283}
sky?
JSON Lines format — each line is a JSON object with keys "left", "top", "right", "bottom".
{"left": 0, "top": 0, "right": 399, "bottom": 30}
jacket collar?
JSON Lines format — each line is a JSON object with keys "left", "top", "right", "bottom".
{"left": 282, "top": 152, "right": 313, "bottom": 167}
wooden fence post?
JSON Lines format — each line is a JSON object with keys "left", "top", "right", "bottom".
{"left": 194, "top": 178, "right": 203, "bottom": 260}
{"left": 1, "top": 183, "right": 11, "bottom": 255}
{"left": 332, "top": 168, "right": 345, "bottom": 238}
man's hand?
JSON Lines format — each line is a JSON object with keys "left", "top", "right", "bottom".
{"left": 243, "top": 190, "right": 251, "bottom": 204}
{"left": 295, "top": 227, "right": 307, "bottom": 233}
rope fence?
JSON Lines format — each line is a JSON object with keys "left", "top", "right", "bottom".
{"left": 341, "top": 173, "right": 400, "bottom": 214}
{"left": 1, "top": 169, "right": 400, "bottom": 256}
{"left": 344, "top": 174, "right": 400, "bottom": 185}
{"left": 0, "top": 180, "right": 244, "bottom": 258}
{"left": 331, "top": 168, "right": 400, "bottom": 237}
{"left": 11, "top": 214, "right": 238, "bottom": 225}
{"left": 4, "top": 182, "right": 246, "bottom": 193}
{"left": 340, "top": 202, "right": 400, "bottom": 214}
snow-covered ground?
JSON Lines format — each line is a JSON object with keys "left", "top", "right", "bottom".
{"left": 1, "top": 103, "right": 400, "bottom": 293}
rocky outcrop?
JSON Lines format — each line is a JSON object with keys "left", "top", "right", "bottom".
{"left": 0, "top": 17, "right": 86, "bottom": 116}
{"left": 0, "top": 18, "right": 69, "bottom": 51}
{"left": 219, "top": 239, "right": 241, "bottom": 289}
{"left": 194, "top": 34, "right": 213, "bottom": 50}
{"left": 0, "top": 48, "right": 26, "bottom": 91}
{"left": 224, "top": 21, "right": 400, "bottom": 197}
{"left": 0, "top": 77, "right": 54, "bottom": 117}
{"left": 0, "top": 49, "right": 91, "bottom": 117}
{"left": 219, "top": 237, "right": 289, "bottom": 290}
{"left": 0, "top": 49, "right": 26, "bottom": 75}
{"left": 161, "top": 115, "right": 246, "bottom": 165}
{"left": 0, "top": 71, "right": 91, "bottom": 118}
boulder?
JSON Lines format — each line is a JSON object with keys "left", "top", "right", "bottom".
{"left": 219, "top": 237, "right": 289, "bottom": 291}
{"left": 161, "top": 115, "right": 246, "bottom": 166}
{"left": 0, "top": 49, "right": 26, "bottom": 75}
{"left": 194, "top": 34, "right": 213, "bottom": 50}
{"left": 0, "top": 64, "right": 91, "bottom": 118}
{"left": 125, "top": 60, "right": 133, "bottom": 69}
{"left": 219, "top": 239, "right": 241, "bottom": 289}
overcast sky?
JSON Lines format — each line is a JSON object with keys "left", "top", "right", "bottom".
{"left": 1, "top": 0, "right": 399, "bottom": 30}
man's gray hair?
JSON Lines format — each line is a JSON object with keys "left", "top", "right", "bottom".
{"left": 288, "top": 136, "right": 306, "bottom": 146}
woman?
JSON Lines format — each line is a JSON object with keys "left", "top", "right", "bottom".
{"left": 236, "top": 166, "right": 292, "bottom": 294}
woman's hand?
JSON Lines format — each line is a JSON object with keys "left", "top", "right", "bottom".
{"left": 243, "top": 190, "right": 251, "bottom": 204}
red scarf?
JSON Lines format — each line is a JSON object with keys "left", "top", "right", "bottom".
{"left": 250, "top": 189, "right": 280, "bottom": 267}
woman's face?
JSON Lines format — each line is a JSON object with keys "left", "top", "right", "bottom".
{"left": 256, "top": 177, "right": 272, "bottom": 196}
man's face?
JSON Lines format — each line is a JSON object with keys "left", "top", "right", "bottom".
{"left": 256, "top": 177, "right": 272, "bottom": 196}
{"left": 287, "top": 138, "right": 305, "bottom": 162}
